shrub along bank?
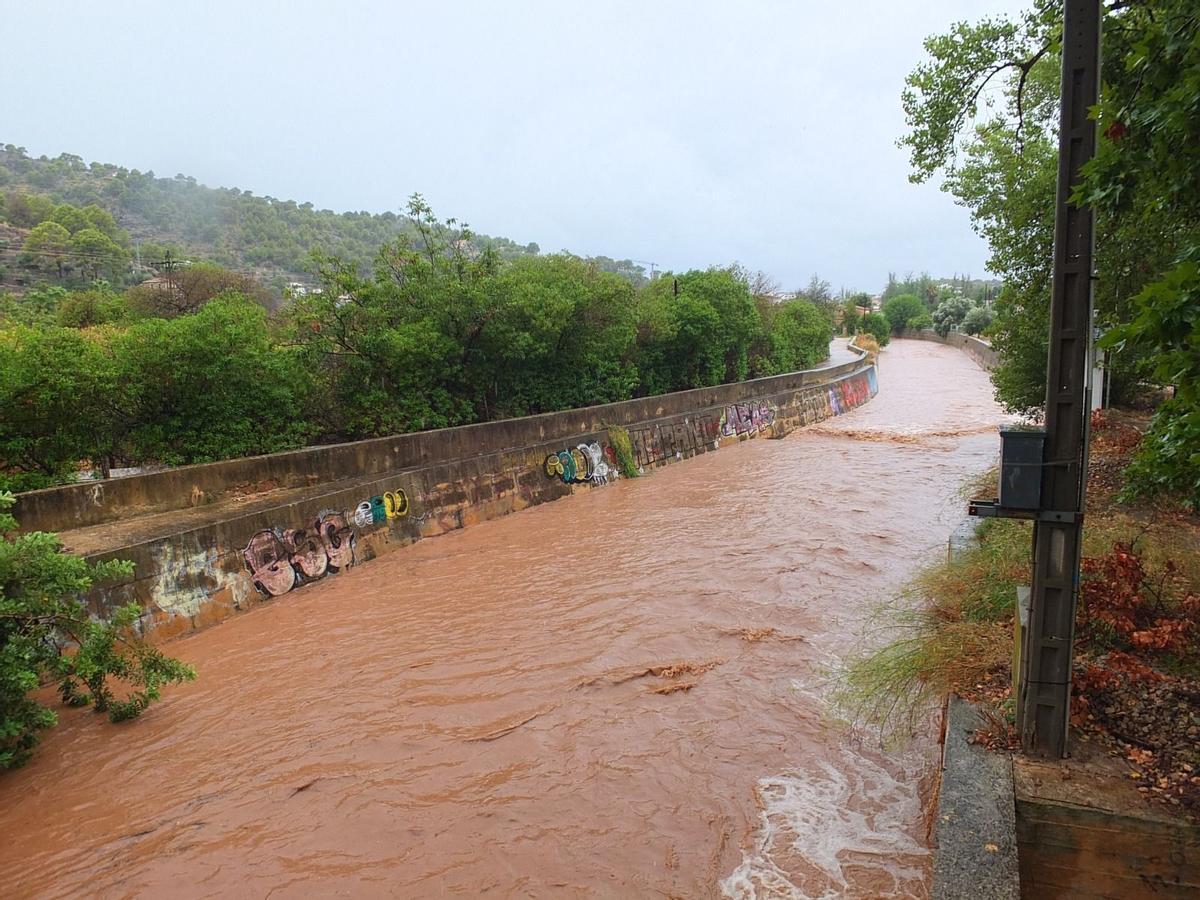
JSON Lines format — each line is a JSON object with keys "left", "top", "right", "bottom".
{"left": 0, "top": 197, "right": 833, "bottom": 492}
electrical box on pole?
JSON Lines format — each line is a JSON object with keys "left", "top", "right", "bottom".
{"left": 968, "top": 0, "right": 1100, "bottom": 758}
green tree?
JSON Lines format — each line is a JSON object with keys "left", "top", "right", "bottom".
{"left": 49, "top": 203, "right": 90, "bottom": 234}
{"left": 898, "top": 0, "right": 1166, "bottom": 415}
{"left": 0, "top": 492, "right": 195, "bottom": 769}
{"left": 932, "top": 295, "right": 971, "bottom": 336}
{"left": 0, "top": 324, "right": 118, "bottom": 490}
{"left": 636, "top": 268, "right": 759, "bottom": 394}
{"left": 769, "top": 299, "right": 833, "bottom": 372}
{"left": 2, "top": 191, "right": 54, "bottom": 228}
{"left": 860, "top": 311, "right": 891, "bottom": 347}
{"left": 843, "top": 293, "right": 872, "bottom": 335}
{"left": 56, "top": 286, "right": 134, "bottom": 328}
{"left": 882, "top": 294, "right": 927, "bottom": 335}
{"left": 0, "top": 285, "right": 69, "bottom": 326}
{"left": 289, "top": 195, "right": 491, "bottom": 438}
{"left": 68, "top": 227, "right": 126, "bottom": 280}
{"left": 1083, "top": 1, "right": 1200, "bottom": 507}
{"left": 21, "top": 221, "right": 71, "bottom": 276}
{"left": 961, "top": 305, "right": 994, "bottom": 336}
{"left": 110, "top": 294, "right": 313, "bottom": 464}
{"left": 480, "top": 255, "right": 639, "bottom": 416}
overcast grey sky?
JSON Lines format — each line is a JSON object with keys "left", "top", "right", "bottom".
{"left": 1, "top": 0, "right": 1030, "bottom": 292}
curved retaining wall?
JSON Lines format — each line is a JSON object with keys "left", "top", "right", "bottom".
{"left": 23, "top": 352, "right": 877, "bottom": 640}
{"left": 904, "top": 329, "right": 997, "bottom": 371}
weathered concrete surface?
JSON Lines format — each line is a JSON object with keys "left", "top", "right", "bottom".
{"left": 28, "top": 354, "right": 877, "bottom": 640}
{"left": 1015, "top": 742, "right": 1200, "bottom": 898}
{"left": 933, "top": 696, "right": 1021, "bottom": 899}
{"left": 906, "top": 329, "right": 998, "bottom": 371}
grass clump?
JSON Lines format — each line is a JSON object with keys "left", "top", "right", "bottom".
{"left": 606, "top": 425, "right": 639, "bottom": 479}
{"left": 837, "top": 522, "right": 1026, "bottom": 738}
{"left": 850, "top": 332, "right": 880, "bottom": 363}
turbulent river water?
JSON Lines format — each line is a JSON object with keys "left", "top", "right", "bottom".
{"left": 0, "top": 339, "right": 1008, "bottom": 899}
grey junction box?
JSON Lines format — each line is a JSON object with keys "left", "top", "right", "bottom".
{"left": 998, "top": 426, "right": 1045, "bottom": 510}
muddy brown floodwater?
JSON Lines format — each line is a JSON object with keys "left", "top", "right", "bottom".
{"left": 0, "top": 339, "right": 1008, "bottom": 899}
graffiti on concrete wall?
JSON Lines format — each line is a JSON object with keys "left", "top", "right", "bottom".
{"left": 544, "top": 373, "right": 873, "bottom": 478}
{"left": 244, "top": 510, "right": 357, "bottom": 597}
{"left": 352, "top": 488, "right": 410, "bottom": 528}
{"left": 545, "top": 442, "right": 617, "bottom": 485}
{"left": 828, "top": 370, "right": 875, "bottom": 416}
{"left": 719, "top": 401, "right": 776, "bottom": 438}
{"left": 629, "top": 415, "right": 720, "bottom": 467}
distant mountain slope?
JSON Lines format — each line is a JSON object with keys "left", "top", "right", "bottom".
{"left": 0, "top": 143, "right": 541, "bottom": 285}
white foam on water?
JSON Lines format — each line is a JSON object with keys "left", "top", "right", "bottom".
{"left": 721, "top": 748, "right": 930, "bottom": 899}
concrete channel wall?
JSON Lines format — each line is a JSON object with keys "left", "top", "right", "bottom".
{"left": 905, "top": 329, "right": 998, "bottom": 371}
{"left": 19, "top": 351, "right": 877, "bottom": 640}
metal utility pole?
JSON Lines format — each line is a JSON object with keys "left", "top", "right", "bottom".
{"left": 1018, "top": 0, "right": 1101, "bottom": 758}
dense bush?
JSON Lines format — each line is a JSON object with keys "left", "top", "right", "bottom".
{"left": 110, "top": 296, "right": 314, "bottom": 465}
{"left": 860, "top": 311, "right": 891, "bottom": 347}
{"left": 908, "top": 312, "right": 934, "bottom": 331}
{"left": 932, "top": 295, "right": 971, "bottom": 336}
{"left": 0, "top": 293, "right": 311, "bottom": 485}
{"left": 961, "top": 305, "right": 993, "bottom": 336}
{"left": 882, "top": 294, "right": 928, "bottom": 335}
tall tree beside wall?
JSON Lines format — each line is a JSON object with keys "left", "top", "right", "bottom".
{"left": 107, "top": 295, "right": 313, "bottom": 465}
{"left": 1087, "top": 0, "right": 1200, "bottom": 507}
{"left": 634, "top": 268, "right": 761, "bottom": 396}
{"left": 0, "top": 325, "right": 117, "bottom": 490}
{"left": 478, "top": 255, "right": 640, "bottom": 417}
{"left": 899, "top": 0, "right": 1171, "bottom": 415}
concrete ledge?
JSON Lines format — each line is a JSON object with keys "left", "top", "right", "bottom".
{"left": 1015, "top": 744, "right": 1200, "bottom": 898}
{"left": 904, "top": 329, "right": 997, "bottom": 371}
{"left": 947, "top": 517, "right": 983, "bottom": 562}
{"left": 933, "top": 695, "right": 1020, "bottom": 899}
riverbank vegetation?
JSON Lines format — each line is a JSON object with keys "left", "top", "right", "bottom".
{"left": 840, "top": 0, "right": 1200, "bottom": 820}
{"left": 0, "top": 492, "right": 194, "bottom": 769}
{"left": 900, "top": 0, "right": 1200, "bottom": 510}
{"left": 843, "top": 411, "right": 1200, "bottom": 817}
{"left": 0, "top": 195, "right": 834, "bottom": 492}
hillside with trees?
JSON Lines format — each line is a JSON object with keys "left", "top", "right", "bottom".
{"left": 0, "top": 144, "right": 553, "bottom": 290}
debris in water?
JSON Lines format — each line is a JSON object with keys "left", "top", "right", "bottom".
{"left": 467, "top": 711, "right": 544, "bottom": 742}
{"left": 650, "top": 681, "right": 696, "bottom": 695}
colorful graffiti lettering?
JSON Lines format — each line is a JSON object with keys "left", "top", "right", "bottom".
{"left": 353, "top": 488, "right": 410, "bottom": 528}
{"left": 720, "top": 401, "right": 776, "bottom": 437}
{"left": 630, "top": 414, "right": 720, "bottom": 467}
{"left": 543, "top": 441, "right": 616, "bottom": 485}
{"left": 383, "top": 489, "right": 409, "bottom": 519}
{"left": 244, "top": 510, "right": 357, "bottom": 597}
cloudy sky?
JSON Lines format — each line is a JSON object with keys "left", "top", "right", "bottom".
{"left": 2, "top": 0, "right": 1030, "bottom": 292}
